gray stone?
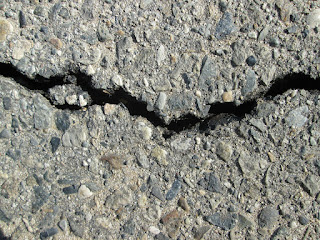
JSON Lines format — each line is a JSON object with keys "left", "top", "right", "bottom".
{"left": 33, "top": 96, "right": 52, "bottom": 129}
{"left": 199, "top": 56, "right": 217, "bottom": 89}
{"left": 258, "top": 26, "right": 270, "bottom": 41}
{"left": 298, "top": 215, "right": 309, "bottom": 225}
{"left": 0, "top": 129, "right": 10, "bottom": 138}
{"left": 198, "top": 172, "right": 222, "bottom": 193}
{"left": 256, "top": 102, "right": 276, "bottom": 118}
{"left": 50, "top": 137, "right": 60, "bottom": 153}
{"left": 3, "top": 97, "right": 11, "bottom": 110}
{"left": 97, "top": 22, "right": 113, "bottom": 42}
{"left": 231, "top": 41, "right": 246, "bottom": 66}
{"left": 300, "top": 175, "right": 319, "bottom": 197}
{"left": 242, "top": 69, "right": 257, "bottom": 96}
{"left": 58, "top": 219, "right": 67, "bottom": 231}
{"left": 249, "top": 118, "right": 267, "bottom": 132}
{"left": 166, "top": 179, "right": 181, "bottom": 201}
{"left": 62, "top": 185, "right": 79, "bottom": 195}
{"left": 11, "top": 117, "right": 19, "bottom": 129}
{"left": 34, "top": 6, "right": 45, "bottom": 16}
{"left": 0, "top": 208, "right": 11, "bottom": 223}
{"left": 258, "top": 206, "right": 279, "bottom": 229}
{"left": 204, "top": 212, "right": 238, "bottom": 230}
{"left": 136, "top": 150, "right": 149, "bottom": 169}
{"left": 58, "top": 7, "right": 70, "bottom": 19}
{"left": 155, "top": 92, "right": 167, "bottom": 110}
{"left": 285, "top": 106, "right": 309, "bottom": 128}
{"left": 40, "top": 228, "right": 58, "bottom": 240}
{"left": 216, "top": 141, "right": 233, "bottom": 162}
{"left": 238, "top": 151, "right": 260, "bottom": 178}
{"left": 151, "top": 186, "right": 165, "bottom": 201}
{"left": 168, "top": 94, "right": 193, "bottom": 112}
{"left": 238, "top": 214, "right": 253, "bottom": 230}
{"left": 215, "top": 12, "right": 237, "bottom": 39}
{"left": 194, "top": 226, "right": 211, "bottom": 240}
{"left": 122, "top": 219, "right": 135, "bottom": 235}
{"left": 19, "top": 11, "right": 27, "bottom": 28}
{"left": 32, "top": 186, "right": 50, "bottom": 213}
{"left": 6, "top": 149, "right": 21, "bottom": 160}
{"left": 62, "top": 127, "right": 87, "bottom": 147}
{"left": 68, "top": 216, "right": 85, "bottom": 237}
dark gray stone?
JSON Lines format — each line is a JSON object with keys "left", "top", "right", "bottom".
{"left": 198, "top": 172, "right": 222, "bottom": 193}
{"left": 40, "top": 227, "right": 58, "bottom": 240}
{"left": 50, "top": 137, "right": 60, "bottom": 153}
{"left": 19, "top": 11, "right": 27, "bottom": 28}
{"left": 238, "top": 214, "right": 253, "bottom": 230}
{"left": 246, "top": 56, "right": 257, "bottom": 66}
{"left": 168, "top": 94, "right": 193, "bottom": 111}
{"left": 49, "top": 3, "right": 61, "bottom": 20}
{"left": 0, "top": 208, "right": 11, "bottom": 223}
{"left": 34, "top": 6, "right": 45, "bottom": 17}
{"left": 242, "top": 70, "right": 257, "bottom": 96}
{"left": 258, "top": 206, "right": 279, "bottom": 229}
{"left": 298, "top": 215, "right": 309, "bottom": 225}
{"left": 199, "top": 56, "right": 217, "bottom": 89}
{"left": 205, "top": 212, "right": 238, "bottom": 230}
{"left": 11, "top": 117, "right": 19, "bottom": 130}
{"left": 0, "top": 129, "right": 10, "bottom": 138}
{"left": 97, "top": 22, "right": 112, "bottom": 42}
{"left": 122, "top": 219, "right": 135, "bottom": 235}
{"left": 155, "top": 233, "right": 169, "bottom": 240}
{"left": 62, "top": 185, "right": 79, "bottom": 195}
{"left": 3, "top": 97, "right": 11, "bottom": 110}
{"left": 215, "top": 12, "right": 236, "bottom": 39}
{"left": 166, "top": 179, "right": 181, "bottom": 201}
{"left": 68, "top": 216, "right": 85, "bottom": 237}
{"left": 151, "top": 186, "right": 165, "bottom": 201}
{"left": 32, "top": 186, "right": 50, "bottom": 213}
{"left": 55, "top": 112, "right": 70, "bottom": 132}
{"left": 6, "top": 149, "right": 21, "bottom": 160}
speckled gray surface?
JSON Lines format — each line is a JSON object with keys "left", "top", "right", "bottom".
{"left": 0, "top": 0, "right": 320, "bottom": 239}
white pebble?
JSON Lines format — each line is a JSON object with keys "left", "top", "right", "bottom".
{"left": 307, "top": 9, "right": 320, "bottom": 28}
{"left": 149, "top": 226, "right": 160, "bottom": 235}
{"left": 78, "top": 185, "right": 93, "bottom": 198}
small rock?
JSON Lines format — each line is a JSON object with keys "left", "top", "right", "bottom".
{"left": 97, "top": 22, "right": 113, "bottom": 42}
{"left": 194, "top": 225, "right": 211, "bottom": 240}
{"left": 216, "top": 141, "right": 233, "bottom": 162}
{"left": 0, "top": 208, "right": 11, "bottom": 223}
{"left": 62, "top": 185, "right": 79, "bottom": 195}
{"left": 198, "top": 172, "right": 223, "bottom": 193}
{"left": 149, "top": 226, "right": 160, "bottom": 235}
{"left": 246, "top": 56, "right": 257, "bottom": 66}
{"left": 298, "top": 215, "right": 309, "bottom": 225}
{"left": 151, "top": 186, "right": 165, "bottom": 201}
{"left": 32, "top": 186, "right": 50, "bottom": 213}
{"left": 136, "top": 150, "right": 149, "bottom": 169}
{"left": 100, "top": 154, "right": 123, "bottom": 170}
{"left": 307, "top": 9, "right": 320, "bottom": 28}
{"left": 111, "top": 74, "right": 123, "bottom": 88}
{"left": 161, "top": 209, "right": 179, "bottom": 224}
{"left": 285, "top": 106, "right": 309, "bottom": 128}
{"left": 166, "top": 179, "right": 181, "bottom": 201}
{"left": 231, "top": 41, "right": 246, "bottom": 66}
{"left": 122, "top": 219, "right": 135, "bottom": 235}
{"left": 249, "top": 118, "right": 267, "bottom": 132}
{"left": 258, "top": 26, "right": 270, "bottom": 41}
{"left": 300, "top": 175, "right": 319, "bottom": 197}
{"left": 65, "top": 95, "right": 77, "bottom": 105}
{"left": 222, "top": 91, "right": 233, "bottom": 102}
{"left": 258, "top": 206, "right": 279, "bottom": 229}
{"left": 78, "top": 185, "right": 93, "bottom": 198}
{"left": 205, "top": 212, "right": 238, "bottom": 230}
{"left": 6, "top": 149, "right": 21, "bottom": 160}
{"left": 49, "top": 38, "right": 63, "bottom": 49}
{"left": 68, "top": 216, "right": 84, "bottom": 237}
{"left": 55, "top": 112, "right": 70, "bottom": 132}
{"left": 178, "top": 197, "right": 190, "bottom": 212}
{"left": 238, "top": 214, "right": 253, "bottom": 230}
{"left": 103, "top": 103, "right": 116, "bottom": 115}
{"left": 50, "top": 137, "right": 60, "bottom": 153}
{"left": 0, "top": 129, "right": 10, "bottom": 139}
{"left": 0, "top": 18, "right": 13, "bottom": 41}
{"left": 199, "top": 56, "right": 217, "bottom": 89}
{"left": 242, "top": 69, "right": 257, "bottom": 96}
{"left": 238, "top": 151, "right": 260, "bottom": 178}
{"left": 40, "top": 228, "right": 58, "bottom": 240}
{"left": 62, "top": 127, "right": 87, "bottom": 147}
{"left": 19, "top": 11, "right": 27, "bottom": 28}
{"left": 3, "top": 97, "right": 11, "bottom": 110}
{"left": 157, "top": 45, "right": 166, "bottom": 65}
{"left": 155, "top": 92, "right": 167, "bottom": 110}
{"left": 58, "top": 219, "right": 67, "bottom": 231}
{"left": 140, "top": 125, "right": 152, "bottom": 140}
{"left": 215, "top": 12, "right": 237, "bottom": 39}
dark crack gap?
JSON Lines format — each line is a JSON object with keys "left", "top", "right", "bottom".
{"left": 0, "top": 62, "right": 320, "bottom": 139}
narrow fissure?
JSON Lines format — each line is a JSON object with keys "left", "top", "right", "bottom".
{"left": 0, "top": 63, "right": 319, "bottom": 138}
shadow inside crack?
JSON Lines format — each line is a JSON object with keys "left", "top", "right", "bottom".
{"left": 0, "top": 62, "right": 319, "bottom": 139}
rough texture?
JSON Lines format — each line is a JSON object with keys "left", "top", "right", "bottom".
{"left": 0, "top": 1, "right": 320, "bottom": 240}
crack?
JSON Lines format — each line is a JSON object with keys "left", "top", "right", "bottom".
{"left": 0, "top": 62, "right": 320, "bottom": 139}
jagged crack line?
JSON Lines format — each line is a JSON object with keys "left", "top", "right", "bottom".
{"left": 0, "top": 62, "right": 320, "bottom": 138}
